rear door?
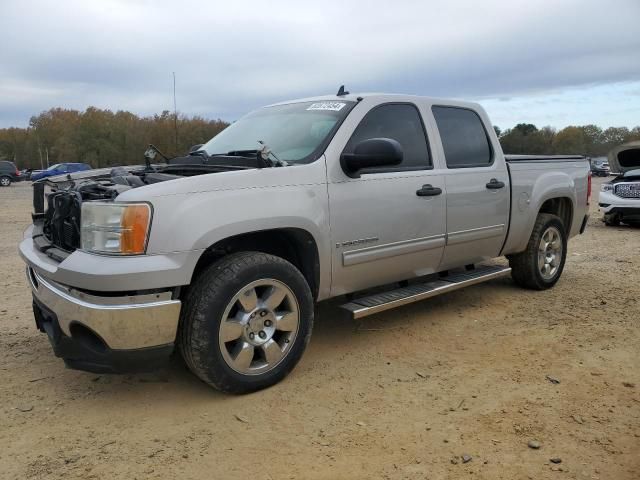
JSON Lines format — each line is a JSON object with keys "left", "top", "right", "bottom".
{"left": 431, "top": 106, "right": 510, "bottom": 270}
{"left": 328, "top": 102, "right": 447, "bottom": 295}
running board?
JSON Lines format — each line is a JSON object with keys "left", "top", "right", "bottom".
{"left": 340, "top": 265, "right": 511, "bottom": 319}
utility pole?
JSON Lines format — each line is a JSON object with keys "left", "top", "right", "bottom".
{"left": 173, "top": 72, "right": 178, "bottom": 153}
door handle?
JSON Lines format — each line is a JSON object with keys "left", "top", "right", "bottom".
{"left": 416, "top": 184, "right": 442, "bottom": 196}
{"left": 486, "top": 178, "right": 505, "bottom": 189}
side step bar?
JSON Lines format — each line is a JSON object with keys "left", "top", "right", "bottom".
{"left": 340, "top": 265, "right": 511, "bottom": 319}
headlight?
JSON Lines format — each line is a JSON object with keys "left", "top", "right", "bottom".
{"left": 81, "top": 202, "right": 152, "bottom": 255}
{"left": 600, "top": 183, "right": 614, "bottom": 192}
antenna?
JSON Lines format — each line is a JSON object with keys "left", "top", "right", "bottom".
{"left": 173, "top": 72, "right": 178, "bottom": 153}
{"left": 336, "top": 85, "right": 349, "bottom": 96}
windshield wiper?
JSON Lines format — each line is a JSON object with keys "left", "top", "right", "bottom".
{"left": 208, "top": 143, "right": 288, "bottom": 168}
{"left": 208, "top": 150, "right": 270, "bottom": 168}
{"left": 257, "top": 140, "right": 288, "bottom": 167}
{"left": 209, "top": 149, "right": 261, "bottom": 157}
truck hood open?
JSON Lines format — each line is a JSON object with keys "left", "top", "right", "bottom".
{"left": 608, "top": 141, "right": 640, "bottom": 174}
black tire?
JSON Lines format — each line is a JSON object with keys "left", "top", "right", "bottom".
{"left": 0, "top": 176, "right": 11, "bottom": 187}
{"left": 507, "top": 213, "right": 567, "bottom": 290}
{"left": 179, "top": 251, "right": 314, "bottom": 394}
{"left": 604, "top": 214, "right": 620, "bottom": 227}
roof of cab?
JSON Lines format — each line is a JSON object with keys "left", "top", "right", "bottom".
{"left": 265, "top": 93, "right": 484, "bottom": 111}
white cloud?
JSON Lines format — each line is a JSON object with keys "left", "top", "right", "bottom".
{"left": 1, "top": 0, "right": 639, "bottom": 127}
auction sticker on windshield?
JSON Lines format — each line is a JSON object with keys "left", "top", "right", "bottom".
{"left": 307, "top": 102, "right": 346, "bottom": 111}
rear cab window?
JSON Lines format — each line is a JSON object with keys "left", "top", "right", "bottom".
{"left": 343, "top": 103, "right": 431, "bottom": 173}
{"left": 432, "top": 106, "right": 493, "bottom": 168}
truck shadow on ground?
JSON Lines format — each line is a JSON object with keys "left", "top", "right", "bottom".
{"left": 41, "top": 278, "right": 518, "bottom": 406}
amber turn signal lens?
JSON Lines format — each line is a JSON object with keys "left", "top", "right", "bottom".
{"left": 120, "top": 204, "right": 151, "bottom": 254}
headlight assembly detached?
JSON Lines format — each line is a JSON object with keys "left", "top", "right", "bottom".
{"left": 81, "top": 202, "right": 152, "bottom": 255}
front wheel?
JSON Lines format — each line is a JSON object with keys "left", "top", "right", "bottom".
{"left": 0, "top": 176, "right": 11, "bottom": 187}
{"left": 179, "top": 252, "right": 314, "bottom": 393}
{"left": 508, "top": 213, "right": 567, "bottom": 290}
{"left": 604, "top": 214, "right": 620, "bottom": 227}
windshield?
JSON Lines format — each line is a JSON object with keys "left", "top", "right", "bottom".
{"left": 47, "top": 164, "right": 62, "bottom": 171}
{"left": 200, "top": 101, "right": 356, "bottom": 163}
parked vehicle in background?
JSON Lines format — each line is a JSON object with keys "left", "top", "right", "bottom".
{"left": 600, "top": 143, "right": 640, "bottom": 226}
{"left": 30, "top": 163, "right": 92, "bottom": 181}
{"left": 0, "top": 160, "right": 23, "bottom": 186}
{"left": 19, "top": 92, "right": 591, "bottom": 393}
{"left": 590, "top": 157, "right": 610, "bottom": 177}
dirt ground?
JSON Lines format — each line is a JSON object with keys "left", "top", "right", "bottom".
{"left": 0, "top": 178, "right": 638, "bottom": 480}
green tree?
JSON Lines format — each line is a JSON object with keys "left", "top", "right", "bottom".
{"left": 552, "top": 127, "right": 586, "bottom": 154}
{"left": 2, "top": 108, "right": 640, "bottom": 169}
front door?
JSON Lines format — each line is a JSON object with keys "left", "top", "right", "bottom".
{"left": 430, "top": 106, "right": 510, "bottom": 270}
{"left": 328, "top": 102, "right": 447, "bottom": 295}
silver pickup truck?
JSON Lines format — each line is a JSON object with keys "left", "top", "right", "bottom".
{"left": 19, "top": 93, "right": 591, "bottom": 393}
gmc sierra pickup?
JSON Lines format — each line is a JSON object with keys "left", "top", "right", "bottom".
{"left": 19, "top": 92, "right": 591, "bottom": 393}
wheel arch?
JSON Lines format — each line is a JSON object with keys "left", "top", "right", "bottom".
{"left": 502, "top": 191, "right": 576, "bottom": 256}
{"left": 190, "top": 228, "right": 321, "bottom": 300}
{"left": 537, "top": 196, "right": 573, "bottom": 232}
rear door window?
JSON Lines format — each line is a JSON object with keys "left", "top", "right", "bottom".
{"left": 432, "top": 106, "right": 492, "bottom": 168}
{"left": 344, "top": 103, "right": 431, "bottom": 171}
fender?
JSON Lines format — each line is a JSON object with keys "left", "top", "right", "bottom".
{"left": 502, "top": 168, "right": 578, "bottom": 255}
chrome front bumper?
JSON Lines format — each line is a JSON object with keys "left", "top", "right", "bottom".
{"left": 598, "top": 190, "right": 640, "bottom": 213}
{"left": 27, "top": 267, "right": 181, "bottom": 350}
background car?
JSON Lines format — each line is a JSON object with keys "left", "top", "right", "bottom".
{"left": 30, "top": 163, "right": 92, "bottom": 181}
{"left": 590, "top": 158, "right": 610, "bottom": 177}
{"left": 0, "top": 160, "right": 24, "bottom": 186}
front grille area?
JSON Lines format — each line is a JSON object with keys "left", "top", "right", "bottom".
{"left": 32, "top": 186, "right": 82, "bottom": 260}
{"left": 615, "top": 183, "right": 640, "bottom": 199}
{"left": 44, "top": 192, "right": 81, "bottom": 252}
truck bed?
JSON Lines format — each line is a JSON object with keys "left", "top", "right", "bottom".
{"left": 502, "top": 155, "right": 590, "bottom": 257}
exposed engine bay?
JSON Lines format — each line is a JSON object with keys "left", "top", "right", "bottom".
{"left": 32, "top": 150, "right": 263, "bottom": 260}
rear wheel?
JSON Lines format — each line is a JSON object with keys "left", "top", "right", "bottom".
{"left": 0, "top": 176, "right": 11, "bottom": 187}
{"left": 508, "top": 213, "right": 567, "bottom": 290}
{"left": 179, "top": 252, "right": 314, "bottom": 393}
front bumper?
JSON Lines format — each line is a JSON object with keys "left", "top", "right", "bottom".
{"left": 599, "top": 206, "right": 640, "bottom": 223}
{"left": 27, "top": 267, "right": 181, "bottom": 373}
{"left": 598, "top": 191, "right": 640, "bottom": 221}
{"left": 599, "top": 191, "right": 640, "bottom": 211}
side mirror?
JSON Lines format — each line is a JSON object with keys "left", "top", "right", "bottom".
{"left": 189, "top": 144, "right": 204, "bottom": 153}
{"left": 340, "top": 138, "right": 403, "bottom": 178}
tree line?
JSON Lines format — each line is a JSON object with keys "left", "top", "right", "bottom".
{"left": 1, "top": 107, "right": 639, "bottom": 170}
{"left": 495, "top": 123, "right": 640, "bottom": 157}
{"left": 0, "top": 107, "right": 228, "bottom": 170}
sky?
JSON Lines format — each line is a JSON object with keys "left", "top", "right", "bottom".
{"left": 1, "top": 0, "right": 639, "bottom": 130}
